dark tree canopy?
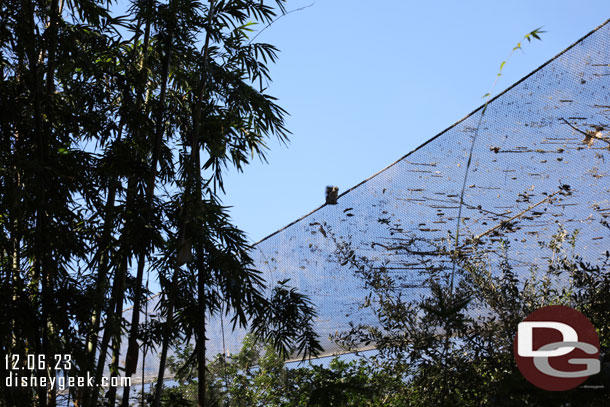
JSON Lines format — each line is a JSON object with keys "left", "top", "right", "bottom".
{"left": 0, "top": 0, "right": 321, "bottom": 406}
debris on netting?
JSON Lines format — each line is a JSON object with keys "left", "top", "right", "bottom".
{"left": 128, "top": 19, "right": 610, "bottom": 382}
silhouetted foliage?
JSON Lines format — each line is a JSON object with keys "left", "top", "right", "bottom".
{"left": 0, "top": 0, "right": 321, "bottom": 406}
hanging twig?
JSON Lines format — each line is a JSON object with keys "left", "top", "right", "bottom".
{"left": 450, "top": 27, "right": 545, "bottom": 292}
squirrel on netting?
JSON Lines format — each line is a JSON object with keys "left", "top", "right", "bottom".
{"left": 325, "top": 186, "right": 339, "bottom": 205}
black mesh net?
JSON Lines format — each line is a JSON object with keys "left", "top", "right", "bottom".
{"left": 126, "top": 18, "right": 610, "bottom": 384}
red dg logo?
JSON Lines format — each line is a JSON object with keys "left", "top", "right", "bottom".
{"left": 513, "top": 305, "right": 600, "bottom": 391}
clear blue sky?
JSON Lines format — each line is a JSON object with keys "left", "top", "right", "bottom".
{"left": 220, "top": 1, "right": 610, "bottom": 243}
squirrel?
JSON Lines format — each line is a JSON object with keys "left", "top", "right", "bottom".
{"left": 325, "top": 186, "right": 339, "bottom": 205}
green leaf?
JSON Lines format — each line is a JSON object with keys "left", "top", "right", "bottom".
{"left": 525, "top": 27, "right": 546, "bottom": 42}
{"left": 240, "top": 23, "right": 256, "bottom": 32}
{"left": 482, "top": 93, "right": 491, "bottom": 98}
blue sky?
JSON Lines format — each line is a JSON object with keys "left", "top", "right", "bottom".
{"left": 219, "top": 1, "right": 610, "bottom": 243}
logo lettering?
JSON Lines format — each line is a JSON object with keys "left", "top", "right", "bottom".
{"left": 532, "top": 341, "right": 600, "bottom": 378}
{"left": 517, "top": 321, "right": 577, "bottom": 357}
